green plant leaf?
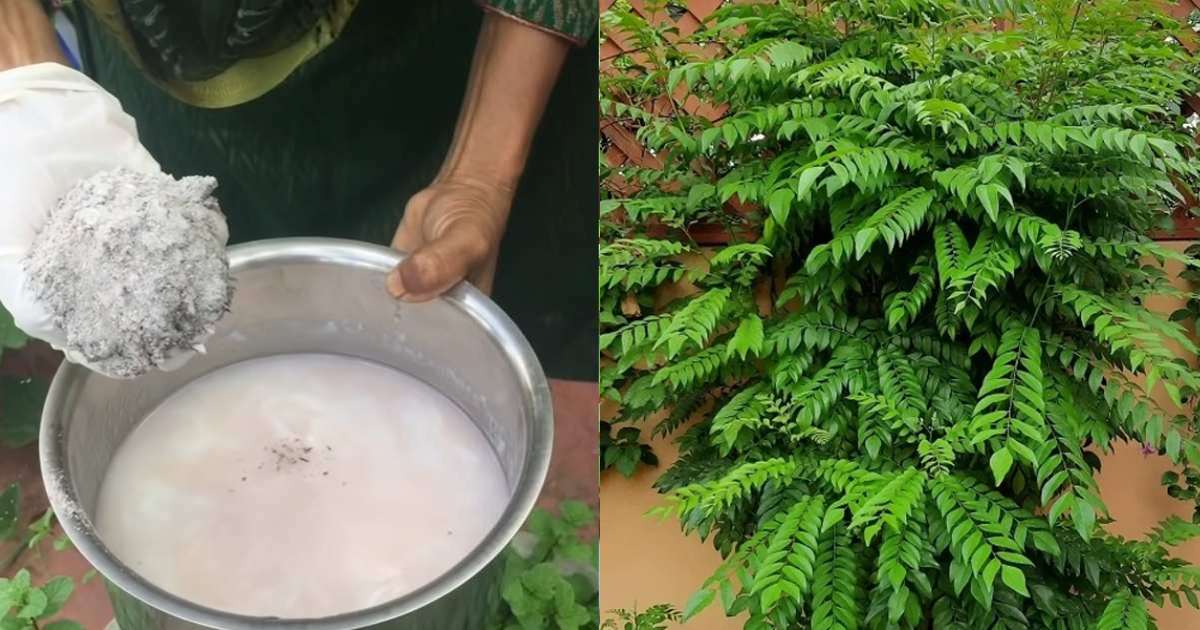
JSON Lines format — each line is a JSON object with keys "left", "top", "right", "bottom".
{"left": 42, "top": 622, "right": 84, "bottom": 630}
{"left": 0, "top": 483, "right": 18, "bottom": 541}
{"left": 558, "top": 501, "right": 594, "bottom": 529}
{"left": 682, "top": 588, "right": 715, "bottom": 620}
{"left": 37, "top": 577, "right": 74, "bottom": 620}
{"left": 989, "top": 448, "right": 1014, "bottom": 485}
{"left": 795, "top": 166, "right": 825, "bottom": 201}
{"left": 768, "top": 189, "right": 795, "bottom": 225}
{"left": 887, "top": 586, "right": 908, "bottom": 624}
{"left": 759, "top": 583, "right": 784, "bottom": 611}
{"left": 1000, "top": 565, "right": 1028, "bottom": 596}
{"left": 0, "top": 377, "right": 49, "bottom": 448}
{"left": 974, "top": 184, "right": 1001, "bottom": 221}
{"left": 1073, "top": 498, "right": 1096, "bottom": 540}
{"left": 615, "top": 448, "right": 640, "bottom": 477}
{"left": 26, "top": 509, "right": 55, "bottom": 551}
{"left": 726, "top": 314, "right": 764, "bottom": 360}
{"left": 687, "top": 183, "right": 715, "bottom": 210}
{"left": 0, "top": 305, "right": 28, "bottom": 353}
{"left": 16, "top": 587, "right": 47, "bottom": 619}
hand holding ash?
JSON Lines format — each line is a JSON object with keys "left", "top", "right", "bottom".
{"left": 0, "top": 64, "right": 230, "bottom": 378}
{"left": 24, "top": 168, "right": 231, "bottom": 378}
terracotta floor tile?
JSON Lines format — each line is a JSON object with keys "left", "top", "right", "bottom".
{"left": 0, "top": 444, "right": 113, "bottom": 629}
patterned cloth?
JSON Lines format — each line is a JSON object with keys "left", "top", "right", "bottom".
{"left": 117, "top": 0, "right": 339, "bottom": 81}
{"left": 480, "top": 0, "right": 597, "bottom": 45}
{"left": 79, "top": 0, "right": 595, "bottom": 106}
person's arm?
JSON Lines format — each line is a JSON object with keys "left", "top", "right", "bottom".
{"left": 436, "top": 11, "right": 570, "bottom": 193}
{"left": 0, "top": 0, "right": 65, "bottom": 71}
{"left": 387, "top": 11, "right": 570, "bottom": 300}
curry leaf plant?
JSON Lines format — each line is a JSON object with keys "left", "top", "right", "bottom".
{"left": 600, "top": 0, "right": 1200, "bottom": 627}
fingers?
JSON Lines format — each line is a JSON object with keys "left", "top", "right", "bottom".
{"left": 387, "top": 220, "right": 491, "bottom": 302}
{"left": 390, "top": 189, "right": 435, "bottom": 255}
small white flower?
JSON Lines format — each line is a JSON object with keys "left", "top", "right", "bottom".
{"left": 648, "top": 148, "right": 657, "bottom": 156}
{"left": 749, "top": 133, "right": 767, "bottom": 142}
{"left": 1185, "top": 112, "right": 1200, "bottom": 133}
{"left": 1165, "top": 36, "right": 1179, "bottom": 46}
{"left": 727, "top": 160, "right": 736, "bottom": 167}
{"left": 1193, "top": 22, "right": 1200, "bottom": 33}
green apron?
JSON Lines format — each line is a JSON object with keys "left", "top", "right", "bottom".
{"left": 67, "top": 0, "right": 598, "bottom": 380}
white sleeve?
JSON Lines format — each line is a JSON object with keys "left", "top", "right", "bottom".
{"left": 0, "top": 62, "right": 159, "bottom": 347}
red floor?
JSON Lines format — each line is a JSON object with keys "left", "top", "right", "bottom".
{"left": 0, "top": 344, "right": 598, "bottom": 627}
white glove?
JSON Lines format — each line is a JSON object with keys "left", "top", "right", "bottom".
{"left": 0, "top": 62, "right": 161, "bottom": 365}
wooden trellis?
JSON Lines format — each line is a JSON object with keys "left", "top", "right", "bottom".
{"left": 600, "top": 0, "right": 744, "bottom": 243}
{"left": 600, "top": 0, "right": 1200, "bottom": 241}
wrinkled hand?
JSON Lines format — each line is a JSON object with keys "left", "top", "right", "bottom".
{"left": 387, "top": 176, "right": 514, "bottom": 300}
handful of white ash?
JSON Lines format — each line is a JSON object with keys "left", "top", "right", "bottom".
{"left": 24, "top": 167, "right": 232, "bottom": 379}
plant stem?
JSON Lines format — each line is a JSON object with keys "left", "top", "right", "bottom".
{"left": 1068, "top": 0, "right": 1085, "bottom": 35}
{"left": 0, "top": 531, "right": 33, "bottom": 572}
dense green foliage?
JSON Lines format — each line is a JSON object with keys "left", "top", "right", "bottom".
{"left": 0, "top": 569, "right": 82, "bottom": 630}
{"left": 2, "top": 307, "right": 80, "bottom": 630}
{"left": 490, "top": 501, "right": 600, "bottom": 630}
{"left": 601, "top": 420, "right": 661, "bottom": 476}
{"left": 601, "top": 0, "right": 1200, "bottom": 627}
{"left": 1, "top": 482, "right": 84, "bottom": 630}
{"left": 0, "top": 306, "right": 45, "bottom": 449}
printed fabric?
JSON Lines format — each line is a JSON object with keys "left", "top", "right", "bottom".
{"left": 78, "top": 0, "right": 595, "bottom": 107}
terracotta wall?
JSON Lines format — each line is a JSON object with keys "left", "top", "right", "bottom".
{"left": 600, "top": 417, "right": 742, "bottom": 628}
{"left": 1094, "top": 240, "right": 1200, "bottom": 629}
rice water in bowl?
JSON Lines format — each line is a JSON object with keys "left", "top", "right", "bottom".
{"left": 40, "top": 238, "right": 553, "bottom": 630}
{"left": 94, "top": 354, "right": 509, "bottom": 618}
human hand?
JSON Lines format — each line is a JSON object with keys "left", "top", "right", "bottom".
{"left": 0, "top": 0, "right": 66, "bottom": 72}
{"left": 387, "top": 176, "right": 514, "bottom": 300}
{"left": 385, "top": 11, "right": 569, "bottom": 303}
{"left": 0, "top": 63, "right": 160, "bottom": 355}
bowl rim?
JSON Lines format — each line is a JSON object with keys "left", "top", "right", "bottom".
{"left": 39, "top": 237, "right": 555, "bottom": 629}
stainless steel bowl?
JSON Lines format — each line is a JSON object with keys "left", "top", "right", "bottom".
{"left": 39, "top": 237, "right": 554, "bottom": 629}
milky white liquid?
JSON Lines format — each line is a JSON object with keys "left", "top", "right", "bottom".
{"left": 95, "top": 353, "right": 509, "bottom": 618}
